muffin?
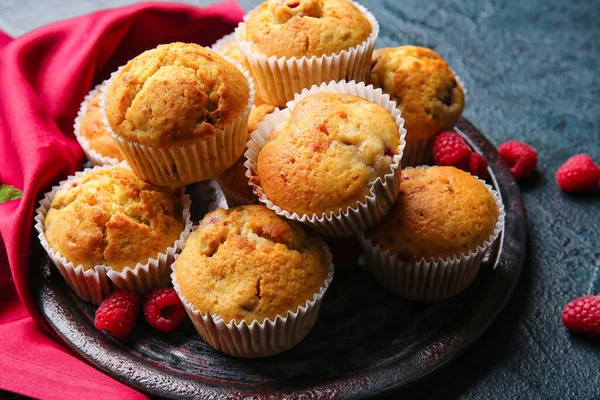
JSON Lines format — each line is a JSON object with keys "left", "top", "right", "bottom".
{"left": 370, "top": 46, "right": 465, "bottom": 166}
{"left": 235, "top": 0, "right": 378, "bottom": 106}
{"left": 103, "top": 42, "right": 254, "bottom": 186}
{"left": 360, "top": 166, "right": 504, "bottom": 301}
{"left": 74, "top": 83, "right": 125, "bottom": 165}
{"left": 218, "top": 104, "right": 277, "bottom": 206}
{"left": 246, "top": 81, "right": 405, "bottom": 237}
{"left": 173, "top": 205, "right": 334, "bottom": 357}
{"left": 35, "top": 165, "right": 192, "bottom": 304}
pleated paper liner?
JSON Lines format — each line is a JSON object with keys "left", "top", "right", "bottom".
{"left": 34, "top": 163, "right": 193, "bottom": 304}
{"left": 100, "top": 54, "right": 255, "bottom": 187}
{"left": 234, "top": 1, "right": 379, "bottom": 107}
{"left": 358, "top": 166, "right": 506, "bottom": 301}
{"left": 73, "top": 81, "right": 123, "bottom": 167}
{"left": 244, "top": 80, "right": 407, "bottom": 237}
{"left": 172, "top": 241, "right": 334, "bottom": 358}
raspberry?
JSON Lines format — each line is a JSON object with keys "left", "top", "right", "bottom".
{"left": 497, "top": 141, "right": 538, "bottom": 180}
{"left": 556, "top": 154, "right": 600, "bottom": 192}
{"left": 143, "top": 288, "right": 187, "bottom": 332}
{"left": 94, "top": 289, "right": 140, "bottom": 339}
{"left": 469, "top": 152, "right": 488, "bottom": 179}
{"left": 432, "top": 132, "right": 471, "bottom": 168}
{"left": 562, "top": 295, "right": 600, "bottom": 338}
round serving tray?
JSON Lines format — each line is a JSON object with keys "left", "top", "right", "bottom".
{"left": 30, "top": 118, "right": 526, "bottom": 399}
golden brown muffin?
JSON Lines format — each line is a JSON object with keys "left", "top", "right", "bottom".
{"left": 257, "top": 93, "right": 400, "bottom": 215}
{"left": 370, "top": 46, "right": 465, "bottom": 141}
{"left": 80, "top": 91, "right": 125, "bottom": 161}
{"left": 217, "top": 42, "right": 244, "bottom": 65}
{"left": 44, "top": 167, "right": 184, "bottom": 271}
{"left": 106, "top": 42, "right": 249, "bottom": 147}
{"left": 365, "top": 166, "right": 498, "bottom": 259}
{"left": 244, "top": 0, "right": 372, "bottom": 58}
{"left": 219, "top": 104, "right": 277, "bottom": 201}
{"left": 176, "top": 205, "right": 329, "bottom": 323}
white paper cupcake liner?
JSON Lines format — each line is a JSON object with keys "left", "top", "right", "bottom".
{"left": 244, "top": 80, "right": 407, "bottom": 237}
{"left": 358, "top": 166, "right": 506, "bottom": 301}
{"left": 401, "top": 136, "right": 435, "bottom": 167}
{"left": 216, "top": 178, "right": 258, "bottom": 207}
{"left": 171, "top": 241, "right": 334, "bottom": 358}
{"left": 211, "top": 32, "right": 246, "bottom": 71}
{"left": 235, "top": 1, "right": 379, "bottom": 107}
{"left": 34, "top": 163, "right": 193, "bottom": 304}
{"left": 73, "top": 81, "right": 123, "bottom": 167}
{"left": 100, "top": 57, "right": 255, "bottom": 187}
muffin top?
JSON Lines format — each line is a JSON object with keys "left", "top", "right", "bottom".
{"left": 106, "top": 42, "right": 249, "bottom": 147}
{"left": 219, "top": 104, "right": 277, "bottom": 200}
{"left": 244, "top": 0, "right": 372, "bottom": 58}
{"left": 216, "top": 42, "right": 244, "bottom": 66}
{"left": 176, "top": 205, "right": 330, "bottom": 324}
{"left": 370, "top": 46, "right": 465, "bottom": 141}
{"left": 44, "top": 167, "right": 184, "bottom": 272}
{"left": 257, "top": 92, "right": 400, "bottom": 216}
{"left": 365, "top": 166, "right": 499, "bottom": 260}
{"left": 80, "top": 91, "right": 125, "bottom": 161}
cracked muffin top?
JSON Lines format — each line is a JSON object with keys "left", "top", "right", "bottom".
{"left": 218, "top": 104, "right": 277, "bottom": 201}
{"left": 44, "top": 167, "right": 184, "bottom": 272}
{"left": 81, "top": 90, "right": 125, "bottom": 161}
{"left": 243, "top": 0, "right": 372, "bottom": 58}
{"left": 256, "top": 92, "right": 400, "bottom": 216}
{"left": 370, "top": 46, "right": 465, "bottom": 141}
{"left": 175, "top": 205, "right": 330, "bottom": 324}
{"left": 364, "top": 167, "right": 499, "bottom": 260}
{"left": 106, "top": 42, "right": 249, "bottom": 147}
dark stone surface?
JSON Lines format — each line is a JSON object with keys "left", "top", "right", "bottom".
{"left": 2, "top": 0, "right": 599, "bottom": 399}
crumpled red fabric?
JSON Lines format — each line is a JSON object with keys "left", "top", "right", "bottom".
{"left": 0, "top": 2, "right": 244, "bottom": 398}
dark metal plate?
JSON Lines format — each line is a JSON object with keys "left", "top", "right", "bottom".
{"left": 30, "top": 118, "right": 526, "bottom": 399}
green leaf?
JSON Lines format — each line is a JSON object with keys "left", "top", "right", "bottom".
{"left": 0, "top": 184, "right": 23, "bottom": 203}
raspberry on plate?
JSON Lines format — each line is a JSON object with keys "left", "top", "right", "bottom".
{"left": 432, "top": 131, "right": 471, "bottom": 168}
{"left": 556, "top": 154, "right": 600, "bottom": 192}
{"left": 94, "top": 289, "right": 140, "bottom": 340}
{"left": 469, "top": 152, "right": 488, "bottom": 179}
{"left": 497, "top": 141, "right": 538, "bottom": 180}
{"left": 562, "top": 295, "right": 600, "bottom": 338}
{"left": 144, "top": 288, "right": 187, "bottom": 332}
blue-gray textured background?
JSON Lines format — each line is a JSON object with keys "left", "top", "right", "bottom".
{"left": 1, "top": 0, "right": 599, "bottom": 399}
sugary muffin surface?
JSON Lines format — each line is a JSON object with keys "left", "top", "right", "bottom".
{"left": 176, "top": 205, "right": 329, "bottom": 323}
{"left": 257, "top": 92, "right": 400, "bottom": 215}
{"left": 365, "top": 166, "right": 498, "bottom": 259}
{"left": 370, "top": 46, "right": 465, "bottom": 141}
{"left": 81, "top": 91, "right": 124, "bottom": 161}
{"left": 44, "top": 167, "right": 184, "bottom": 271}
{"left": 219, "top": 104, "right": 277, "bottom": 200}
{"left": 106, "top": 42, "right": 249, "bottom": 147}
{"left": 244, "top": 0, "right": 372, "bottom": 58}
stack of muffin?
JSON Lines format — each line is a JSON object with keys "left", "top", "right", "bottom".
{"left": 35, "top": 0, "right": 504, "bottom": 358}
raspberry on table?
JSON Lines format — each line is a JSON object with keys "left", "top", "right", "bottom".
{"left": 562, "top": 295, "right": 600, "bottom": 338}
{"left": 497, "top": 141, "right": 538, "bottom": 180}
{"left": 556, "top": 154, "right": 600, "bottom": 192}
{"left": 469, "top": 152, "right": 488, "bottom": 179}
{"left": 94, "top": 289, "right": 140, "bottom": 340}
{"left": 144, "top": 288, "right": 187, "bottom": 332}
{"left": 432, "top": 131, "right": 471, "bottom": 168}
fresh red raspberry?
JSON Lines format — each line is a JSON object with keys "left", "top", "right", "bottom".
{"left": 94, "top": 289, "right": 140, "bottom": 339}
{"left": 556, "top": 154, "right": 600, "bottom": 192}
{"left": 469, "top": 152, "right": 488, "bottom": 179}
{"left": 432, "top": 132, "right": 471, "bottom": 168}
{"left": 562, "top": 295, "right": 600, "bottom": 338}
{"left": 144, "top": 288, "right": 187, "bottom": 332}
{"left": 497, "top": 141, "right": 538, "bottom": 180}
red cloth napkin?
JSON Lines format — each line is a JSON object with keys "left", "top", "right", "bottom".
{"left": 0, "top": 2, "right": 244, "bottom": 398}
